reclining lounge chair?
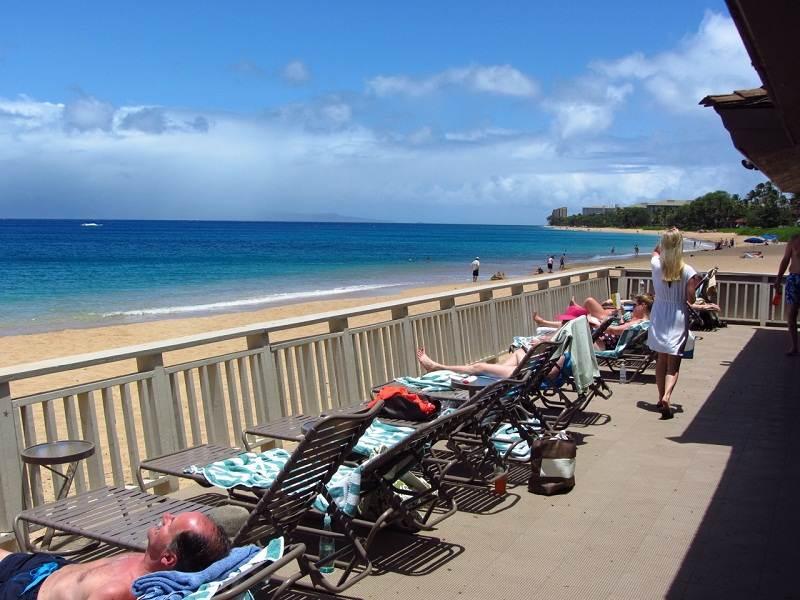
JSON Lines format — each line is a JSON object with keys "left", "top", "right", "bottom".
{"left": 14, "top": 403, "right": 382, "bottom": 597}
{"left": 595, "top": 321, "right": 654, "bottom": 382}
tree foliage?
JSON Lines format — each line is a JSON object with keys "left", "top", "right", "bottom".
{"left": 547, "top": 182, "right": 796, "bottom": 229}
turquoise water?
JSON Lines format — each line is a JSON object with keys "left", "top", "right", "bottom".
{"left": 0, "top": 219, "right": 659, "bottom": 335}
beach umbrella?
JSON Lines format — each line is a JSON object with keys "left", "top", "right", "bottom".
{"left": 762, "top": 233, "right": 778, "bottom": 241}
{"left": 744, "top": 236, "right": 766, "bottom": 244}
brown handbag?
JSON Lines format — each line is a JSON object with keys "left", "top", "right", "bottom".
{"left": 529, "top": 435, "right": 576, "bottom": 496}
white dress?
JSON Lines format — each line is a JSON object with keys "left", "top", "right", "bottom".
{"left": 647, "top": 254, "right": 697, "bottom": 355}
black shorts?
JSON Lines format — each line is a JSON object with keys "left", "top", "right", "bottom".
{"left": 0, "top": 553, "right": 71, "bottom": 600}
{"left": 472, "top": 269, "right": 479, "bottom": 277}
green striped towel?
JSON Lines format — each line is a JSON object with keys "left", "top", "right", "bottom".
{"left": 187, "top": 449, "right": 291, "bottom": 489}
{"left": 187, "top": 449, "right": 362, "bottom": 517}
{"left": 492, "top": 419, "right": 542, "bottom": 461}
{"left": 352, "top": 418, "right": 415, "bottom": 457}
{"left": 394, "top": 370, "right": 463, "bottom": 392}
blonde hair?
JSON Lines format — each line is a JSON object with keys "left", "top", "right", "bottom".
{"left": 659, "top": 228, "right": 685, "bottom": 282}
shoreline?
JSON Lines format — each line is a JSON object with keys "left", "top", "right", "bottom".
{"left": 3, "top": 242, "right": 783, "bottom": 360}
{"left": 1, "top": 228, "right": 785, "bottom": 398}
{"left": 547, "top": 225, "right": 750, "bottom": 244}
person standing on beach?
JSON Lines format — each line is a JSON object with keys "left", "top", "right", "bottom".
{"left": 634, "top": 244, "right": 639, "bottom": 256}
{"left": 471, "top": 257, "right": 480, "bottom": 282}
{"left": 559, "top": 253, "right": 566, "bottom": 270}
{"left": 547, "top": 255, "right": 554, "bottom": 273}
{"left": 775, "top": 233, "right": 800, "bottom": 355}
{"left": 611, "top": 246, "right": 615, "bottom": 254}
{"left": 647, "top": 228, "right": 703, "bottom": 420}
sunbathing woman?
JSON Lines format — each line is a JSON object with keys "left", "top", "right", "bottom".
{"left": 533, "top": 294, "right": 653, "bottom": 350}
{"left": 416, "top": 346, "right": 534, "bottom": 379}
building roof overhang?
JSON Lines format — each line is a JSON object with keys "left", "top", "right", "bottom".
{"left": 700, "top": 1, "right": 800, "bottom": 192}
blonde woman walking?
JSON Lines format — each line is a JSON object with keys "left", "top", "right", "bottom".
{"left": 648, "top": 228, "right": 702, "bottom": 419}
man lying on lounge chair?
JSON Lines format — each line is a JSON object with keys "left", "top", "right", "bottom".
{"left": 0, "top": 511, "right": 230, "bottom": 600}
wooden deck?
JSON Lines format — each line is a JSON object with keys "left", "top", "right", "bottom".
{"left": 280, "top": 324, "right": 798, "bottom": 599}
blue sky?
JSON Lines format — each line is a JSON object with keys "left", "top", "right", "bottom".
{"left": 0, "top": 1, "right": 766, "bottom": 223}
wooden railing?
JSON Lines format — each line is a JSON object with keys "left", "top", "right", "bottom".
{"left": 0, "top": 267, "right": 611, "bottom": 535}
{"left": 617, "top": 268, "right": 785, "bottom": 326}
{"left": 0, "top": 266, "right": 787, "bottom": 537}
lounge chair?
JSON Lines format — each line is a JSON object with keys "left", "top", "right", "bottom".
{"left": 14, "top": 403, "right": 382, "bottom": 596}
{"left": 525, "top": 317, "right": 611, "bottom": 430}
{"left": 441, "top": 373, "right": 549, "bottom": 487}
{"left": 139, "top": 401, "right": 477, "bottom": 591}
{"left": 595, "top": 321, "right": 654, "bottom": 381}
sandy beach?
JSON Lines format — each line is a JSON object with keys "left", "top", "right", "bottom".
{"left": 2, "top": 231, "right": 785, "bottom": 397}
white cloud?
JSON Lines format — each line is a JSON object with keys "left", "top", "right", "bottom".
{"left": 543, "top": 79, "right": 633, "bottom": 138}
{"left": 281, "top": 60, "right": 310, "bottom": 84}
{"left": 593, "top": 11, "right": 759, "bottom": 112}
{"left": 0, "top": 96, "right": 63, "bottom": 131}
{"left": 444, "top": 127, "right": 516, "bottom": 142}
{"left": 273, "top": 97, "right": 353, "bottom": 129}
{"left": 63, "top": 96, "right": 115, "bottom": 131}
{"left": 0, "top": 10, "right": 767, "bottom": 225}
{"left": 0, "top": 92, "right": 764, "bottom": 224}
{"left": 367, "top": 64, "right": 539, "bottom": 98}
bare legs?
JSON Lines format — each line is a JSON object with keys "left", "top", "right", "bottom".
{"left": 654, "top": 352, "right": 682, "bottom": 419}
{"left": 416, "top": 348, "right": 519, "bottom": 379}
{"left": 582, "top": 296, "right": 610, "bottom": 320}
{"left": 786, "top": 303, "right": 798, "bottom": 356}
{"left": 533, "top": 311, "right": 561, "bottom": 329}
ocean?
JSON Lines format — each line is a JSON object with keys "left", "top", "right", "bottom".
{"left": 0, "top": 219, "right": 661, "bottom": 335}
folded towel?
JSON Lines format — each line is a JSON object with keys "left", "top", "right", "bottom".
{"left": 352, "top": 418, "right": 415, "bottom": 457}
{"left": 492, "top": 419, "right": 542, "bottom": 461}
{"left": 187, "top": 448, "right": 291, "bottom": 489}
{"left": 313, "top": 465, "right": 362, "bottom": 516}
{"left": 394, "top": 370, "right": 463, "bottom": 392}
{"left": 133, "top": 542, "right": 275, "bottom": 600}
{"left": 189, "top": 452, "right": 362, "bottom": 517}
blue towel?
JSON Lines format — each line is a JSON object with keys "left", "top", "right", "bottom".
{"left": 132, "top": 545, "right": 262, "bottom": 600}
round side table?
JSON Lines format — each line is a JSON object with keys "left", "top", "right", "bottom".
{"left": 21, "top": 440, "right": 95, "bottom": 549}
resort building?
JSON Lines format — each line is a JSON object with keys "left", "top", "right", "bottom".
{"left": 581, "top": 205, "right": 618, "bottom": 216}
{"left": 631, "top": 199, "right": 690, "bottom": 215}
{"left": 550, "top": 207, "right": 568, "bottom": 220}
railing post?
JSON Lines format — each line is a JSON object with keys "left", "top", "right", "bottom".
{"left": 616, "top": 269, "right": 628, "bottom": 298}
{"left": 758, "top": 276, "right": 770, "bottom": 326}
{"left": 329, "top": 318, "right": 359, "bottom": 401}
{"left": 247, "top": 332, "right": 283, "bottom": 423}
{"left": 480, "top": 290, "right": 501, "bottom": 356}
{"left": 438, "top": 298, "right": 464, "bottom": 364}
{"left": 391, "top": 307, "right": 416, "bottom": 374}
{"left": 136, "top": 354, "right": 179, "bottom": 493}
{"left": 0, "top": 381, "right": 24, "bottom": 533}
{"left": 511, "top": 284, "right": 529, "bottom": 335}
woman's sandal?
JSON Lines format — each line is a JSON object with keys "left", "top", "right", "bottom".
{"left": 659, "top": 405, "right": 674, "bottom": 420}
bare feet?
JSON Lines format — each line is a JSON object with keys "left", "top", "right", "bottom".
{"left": 569, "top": 296, "right": 577, "bottom": 306}
{"left": 416, "top": 348, "right": 441, "bottom": 372}
{"left": 533, "top": 311, "right": 545, "bottom": 325}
